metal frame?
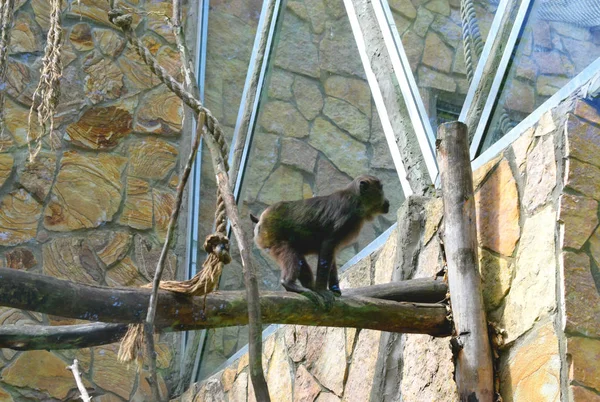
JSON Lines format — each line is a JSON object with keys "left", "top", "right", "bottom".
{"left": 344, "top": 0, "right": 413, "bottom": 196}
{"left": 468, "top": 0, "right": 534, "bottom": 158}
{"left": 184, "top": 0, "right": 211, "bottom": 386}
{"left": 229, "top": 0, "right": 283, "bottom": 204}
{"left": 372, "top": 0, "right": 439, "bottom": 184}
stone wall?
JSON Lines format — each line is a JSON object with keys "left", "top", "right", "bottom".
{"left": 176, "top": 94, "right": 600, "bottom": 401}
{"left": 0, "top": 0, "right": 192, "bottom": 399}
{"left": 560, "top": 99, "right": 600, "bottom": 401}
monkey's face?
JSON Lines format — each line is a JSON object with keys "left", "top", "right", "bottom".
{"left": 358, "top": 176, "right": 390, "bottom": 217}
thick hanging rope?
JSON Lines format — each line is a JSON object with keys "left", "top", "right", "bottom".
{"left": 118, "top": 134, "right": 232, "bottom": 362}
{"left": 27, "top": 0, "right": 63, "bottom": 162}
{"left": 117, "top": 123, "right": 232, "bottom": 363}
{"left": 111, "top": 7, "right": 235, "bottom": 363}
{"left": 0, "top": 0, "right": 15, "bottom": 150}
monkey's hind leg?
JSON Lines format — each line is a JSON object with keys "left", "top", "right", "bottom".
{"left": 328, "top": 262, "right": 341, "bottom": 297}
{"left": 273, "top": 244, "right": 314, "bottom": 294}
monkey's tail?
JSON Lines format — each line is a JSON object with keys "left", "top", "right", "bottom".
{"left": 250, "top": 213, "right": 259, "bottom": 224}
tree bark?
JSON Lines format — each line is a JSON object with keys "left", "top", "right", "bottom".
{"left": 437, "top": 121, "right": 493, "bottom": 401}
{"left": 0, "top": 323, "right": 127, "bottom": 350}
{"left": 0, "top": 268, "right": 451, "bottom": 337}
{"left": 344, "top": 278, "right": 447, "bottom": 302}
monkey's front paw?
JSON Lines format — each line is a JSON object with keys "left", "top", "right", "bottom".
{"left": 314, "top": 289, "right": 336, "bottom": 311}
{"left": 297, "top": 290, "right": 325, "bottom": 309}
{"left": 296, "top": 289, "right": 335, "bottom": 310}
{"left": 329, "top": 284, "right": 342, "bottom": 297}
{"left": 281, "top": 280, "right": 312, "bottom": 294}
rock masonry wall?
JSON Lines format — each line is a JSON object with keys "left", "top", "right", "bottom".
{"left": 0, "top": 0, "right": 190, "bottom": 399}
{"left": 177, "top": 96, "right": 600, "bottom": 402}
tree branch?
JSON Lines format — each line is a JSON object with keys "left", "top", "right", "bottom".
{"left": 66, "top": 359, "right": 92, "bottom": 402}
{"left": 0, "top": 277, "right": 448, "bottom": 351}
{"left": 202, "top": 119, "right": 271, "bottom": 400}
{"left": 0, "top": 323, "right": 127, "bottom": 350}
{"left": 343, "top": 278, "right": 447, "bottom": 302}
{"left": 0, "top": 268, "right": 451, "bottom": 337}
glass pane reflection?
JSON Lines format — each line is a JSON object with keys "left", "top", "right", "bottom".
{"left": 480, "top": 0, "right": 600, "bottom": 152}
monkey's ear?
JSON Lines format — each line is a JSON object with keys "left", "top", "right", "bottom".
{"left": 359, "top": 180, "right": 369, "bottom": 194}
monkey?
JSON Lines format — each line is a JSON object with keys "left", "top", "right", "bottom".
{"left": 252, "top": 175, "right": 390, "bottom": 298}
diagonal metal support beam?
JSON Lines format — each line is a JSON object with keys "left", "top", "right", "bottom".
{"left": 344, "top": 0, "right": 434, "bottom": 196}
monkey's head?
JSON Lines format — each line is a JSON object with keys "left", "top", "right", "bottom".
{"left": 351, "top": 175, "right": 390, "bottom": 219}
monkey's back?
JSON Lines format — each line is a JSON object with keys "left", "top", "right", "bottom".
{"left": 254, "top": 191, "right": 362, "bottom": 255}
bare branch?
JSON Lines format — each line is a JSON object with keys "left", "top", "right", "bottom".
{"left": 343, "top": 279, "right": 447, "bottom": 302}
{"left": 0, "top": 279, "right": 448, "bottom": 351}
{"left": 66, "top": 359, "right": 91, "bottom": 402}
{"left": 172, "top": 0, "right": 197, "bottom": 92}
{"left": 172, "top": 0, "right": 181, "bottom": 27}
{"left": 203, "top": 130, "right": 271, "bottom": 400}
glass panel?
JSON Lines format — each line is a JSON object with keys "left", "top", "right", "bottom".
{"left": 389, "top": 0, "right": 499, "bottom": 128}
{"left": 198, "top": 0, "right": 406, "bottom": 379}
{"left": 480, "top": 0, "right": 600, "bottom": 152}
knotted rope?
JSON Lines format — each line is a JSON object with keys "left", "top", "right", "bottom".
{"left": 27, "top": 0, "right": 63, "bottom": 162}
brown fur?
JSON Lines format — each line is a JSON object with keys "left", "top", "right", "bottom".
{"left": 254, "top": 175, "right": 390, "bottom": 295}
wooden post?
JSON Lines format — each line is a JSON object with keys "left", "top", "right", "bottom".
{"left": 437, "top": 122, "right": 494, "bottom": 401}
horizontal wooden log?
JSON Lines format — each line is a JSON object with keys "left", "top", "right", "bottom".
{"left": 0, "top": 323, "right": 127, "bottom": 350}
{"left": 0, "top": 268, "right": 451, "bottom": 337}
{"left": 345, "top": 278, "right": 447, "bottom": 302}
